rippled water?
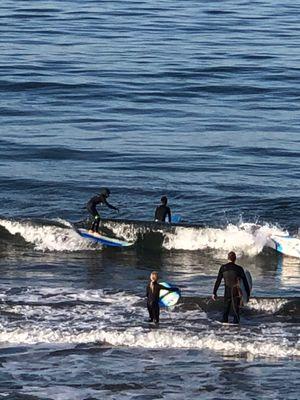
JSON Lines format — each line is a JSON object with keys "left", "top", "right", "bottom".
{"left": 0, "top": 1, "right": 299, "bottom": 399}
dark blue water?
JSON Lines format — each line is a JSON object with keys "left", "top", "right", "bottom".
{"left": 0, "top": 1, "right": 299, "bottom": 399}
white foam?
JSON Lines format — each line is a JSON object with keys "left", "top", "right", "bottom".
{"left": 0, "top": 217, "right": 288, "bottom": 255}
{"left": 163, "top": 222, "right": 287, "bottom": 256}
{"left": 0, "top": 218, "right": 98, "bottom": 252}
{"left": 106, "top": 220, "right": 288, "bottom": 256}
{"left": 248, "top": 298, "right": 289, "bottom": 313}
{"left": 0, "top": 325, "right": 298, "bottom": 359}
{"left": 0, "top": 286, "right": 298, "bottom": 359}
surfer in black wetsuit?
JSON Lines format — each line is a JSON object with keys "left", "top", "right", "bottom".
{"left": 154, "top": 196, "right": 171, "bottom": 223}
{"left": 146, "top": 271, "right": 178, "bottom": 324}
{"left": 212, "top": 251, "right": 250, "bottom": 324}
{"left": 86, "top": 188, "right": 119, "bottom": 233}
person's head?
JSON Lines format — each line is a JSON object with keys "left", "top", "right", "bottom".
{"left": 161, "top": 196, "right": 168, "bottom": 205}
{"left": 228, "top": 251, "right": 236, "bottom": 263}
{"left": 150, "top": 271, "right": 159, "bottom": 282}
{"left": 100, "top": 187, "right": 110, "bottom": 198}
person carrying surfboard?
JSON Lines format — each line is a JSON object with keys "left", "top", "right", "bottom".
{"left": 154, "top": 196, "right": 171, "bottom": 223}
{"left": 146, "top": 271, "right": 179, "bottom": 324}
{"left": 86, "top": 188, "right": 119, "bottom": 233}
{"left": 212, "top": 251, "right": 251, "bottom": 324}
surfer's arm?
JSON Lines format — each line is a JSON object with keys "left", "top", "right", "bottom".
{"left": 158, "top": 284, "right": 179, "bottom": 293}
{"left": 154, "top": 206, "right": 159, "bottom": 221}
{"left": 167, "top": 208, "right": 171, "bottom": 223}
{"left": 103, "top": 198, "right": 119, "bottom": 212}
{"left": 213, "top": 267, "right": 223, "bottom": 296}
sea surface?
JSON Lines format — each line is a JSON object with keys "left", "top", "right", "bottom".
{"left": 0, "top": 0, "right": 299, "bottom": 399}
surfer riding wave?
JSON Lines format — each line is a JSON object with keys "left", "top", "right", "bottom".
{"left": 86, "top": 188, "right": 119, "bottom": 233}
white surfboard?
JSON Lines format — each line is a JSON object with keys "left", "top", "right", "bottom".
{"left": 159, "top": 282, "right": 181, "bottom": 307}
{"left": 76, "top": 228, "right": 134, "bottom": 248}
{"left": 239, "top": 269, "right": 252, "bottom": 305}
{"left": 267, "top": 235, "right": 300, "bottom": 258}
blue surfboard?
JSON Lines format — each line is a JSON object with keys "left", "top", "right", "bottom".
{"left": 159, "top": 282, "right": 181, "bottom": 307}
{"left": 171, "top": 214, "right": 181, "bottom": 223}
{"left": 77, "top": 228, "right": 134, "bottom": 248}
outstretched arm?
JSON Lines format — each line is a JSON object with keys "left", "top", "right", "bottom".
{"left": 103, "top": 198, "right": 119, "bottom": 212}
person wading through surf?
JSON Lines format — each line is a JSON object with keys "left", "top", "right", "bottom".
{"left": 86, "top": 188, "right": 119, "bottom": 233}
{"left": 146, "top": 271, "right": 179, "bottom": 324}
{"left": 212, "top": 251, "right": 250, "bottom": 324}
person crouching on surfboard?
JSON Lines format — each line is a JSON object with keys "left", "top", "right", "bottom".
{"left": 86, "top": 188, "right": 119, "bottom": 233}
{"left": 146, "top": 271, "right": 179, "bottom": 324}
{"left": 211, "top": 251, "right": 250, "bottom": 324}
{"left": 154, "top": 196, "right": 171, "bottom": 223}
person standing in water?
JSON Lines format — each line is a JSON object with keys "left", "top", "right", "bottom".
{"left": 154, "top": 196, "right": 171, "bottom": 223}
{"left": 86, "top": 188, "right": 119, "bottom": 233}
{"left": 212, "top": 251, "right": 250, "bottom": 324}
{"left": 146, "top": 271, "right": 178, "bottom": 324}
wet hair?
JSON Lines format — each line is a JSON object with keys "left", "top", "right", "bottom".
{"left": 160, "top": 196, "right": 168, "bottom": 205}
{"left": 150, "top": 271, "right": 159, "bottom": 281}
{"left": 228, "top": 251, "right": 236, "bottom": 262}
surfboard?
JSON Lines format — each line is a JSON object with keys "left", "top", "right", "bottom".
{"left": 171, "top": 214, "right": 181, "bottom": 223}
{"left": 267, "top": 235, "right": 300, "bottom": 258}
{"left": 159, "top": 282, "right": 181, "bottom": 307}
{"left": 76, "top": 228, "right": 134, "bottom": 248}
{"left": 239, "top": 269, "right": 252, "bottom": 305}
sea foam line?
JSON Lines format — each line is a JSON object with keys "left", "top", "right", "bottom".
{"left": 0, "top": 326, "right": 298, "bottom": 359}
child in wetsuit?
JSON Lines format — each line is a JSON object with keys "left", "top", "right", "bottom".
{"left": 146, "top": 271, "right": 178, "bottom": 324}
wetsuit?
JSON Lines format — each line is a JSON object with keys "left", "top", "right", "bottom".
{"left": 86, "top": 194, "right": 118, "bottom": 232}
{"left": 146, "top": 282, "right": 177, "bottom": 323}
{"left": 154, "top": 205, "right": 171, "bottom": 223}
{"left": 213, "top": 262, "right": 250, "bottom": 323}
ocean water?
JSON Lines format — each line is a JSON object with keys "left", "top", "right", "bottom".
{"left": 0, "top": 0, "right": 299, "bottom": 399}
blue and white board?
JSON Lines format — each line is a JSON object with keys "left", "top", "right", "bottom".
{"left": 267, "top": 235, "right": 300, "bottom": 259}
{"left": 77, "top": 228, "right": 133, "bottom": 248}
{"left": 240, "top": 269, "right": 252, "bottom": 305}
{"left": 159, "top": 282, "right": 181, "bottom": 307}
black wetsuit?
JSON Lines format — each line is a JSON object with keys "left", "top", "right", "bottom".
{"left": 146, "top": 281, "right": 177, "bottom": 323}
{"left": 154, "top": 205, "right": 171, "bottom": 223}
{"left": 213, "top": 262, "right": 250, "bottom": 323}
{"left": 86, "top": 194, "right": 117, "bottom": 232}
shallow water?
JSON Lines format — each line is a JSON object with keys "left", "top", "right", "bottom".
{"left": 0, "top": 0, "right": 299, "bottom": 399}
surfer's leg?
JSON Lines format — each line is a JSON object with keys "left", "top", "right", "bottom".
{"left": 222, "top": 296, "right": 231, "bottom": 323}
{"left": 93, "top": 215, "right": 100, "bottom": 232}
{"left": 147, "top": 302, "right": 154, "bottom": 322}
{"left": 153, "top": 302, "right": 160, "bottom": 323}
{"left": 88, "top": 206, "right": 100, "bottom": 232}
{"left": 232, "top": 296, "right": 241, "bottom": 324}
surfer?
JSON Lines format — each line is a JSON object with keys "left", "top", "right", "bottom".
{"left": 212, "top": 251, "right": 250, "bottom": 324}
{"left": 86, "top": 188, "right": 119, "bottom": 233}
{"left": 154, "top": 196, "right": 171, "bottom": 223}
{"left": 146, "top": 271, "right": 178, "bottom": 324}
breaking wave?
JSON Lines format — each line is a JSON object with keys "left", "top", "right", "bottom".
{"left": 0, "top": 217, "right": 288, "bottom": 255}
{"left": 0, "top": 218, "right": 98, "bottom": 252}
